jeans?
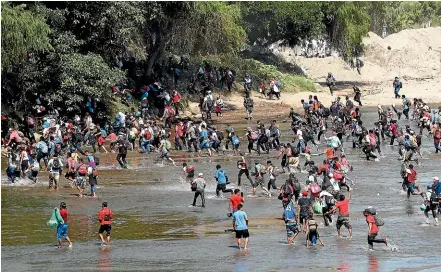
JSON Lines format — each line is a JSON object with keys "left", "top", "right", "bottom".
{"left": 57, "top": 224, "right": 69, "bottom": 241}
{"left": 434, "top": 141, "right": 441, "bottom": 153}
{"left": 299, "top": 139, "right": 306, "bottom": 153}
{"left": 141, "top": 140, "right": 151, "bottom": 153}
{"left": 6, "top": 167, "right": 17, "bottom": 183}
{"left": 192, "top": 191, "right": 205, "bottom": 207}
{"left": 267, "top": 178, "right": 277, "bottom": 190}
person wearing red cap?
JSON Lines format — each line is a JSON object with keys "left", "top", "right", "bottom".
{"left": 297, "top": 191, "right": 312, "bottom": 233}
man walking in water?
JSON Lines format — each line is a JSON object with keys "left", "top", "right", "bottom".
{"left": 191, "top": 173, "right": 206, "bottom": 208}
{"left": 232, "top": 204, "right": 249, "bottom": 250}
{"left": 215, "top": 164, "right": 233, "bottom": 197}
{"left": 98, "top": 202, "right": 113, "bottom": 246}
{"left": 363, "top": 207, "right": 387, "bottom": 250}
{"left": 326, "top": 191, "right": 352, "bottom": 239}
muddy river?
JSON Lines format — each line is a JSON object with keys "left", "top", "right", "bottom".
{"left": 2, "top": 109, "right": 441, "bottom": 272}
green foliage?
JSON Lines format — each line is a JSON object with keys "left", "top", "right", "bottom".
{"left": 193, "top": 55, "right": 316, "bottom": 93}
{"left": 58, "top": 53, "right": 126, "bottom": 106}
{"left": 1, "top": 2, "right": 52, "bottom": 71}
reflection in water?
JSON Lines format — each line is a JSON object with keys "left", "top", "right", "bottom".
{"left": 368, "top": 253, "right": 378, "bottom": 272}
{"left": 234, "top": 249, "right": 249, "bottom": 272}
{"left": 99, "top": 247, "right": 112, "bottom": 272}
{"left": 336, "top": 241, "right": 350, "bottom": 271}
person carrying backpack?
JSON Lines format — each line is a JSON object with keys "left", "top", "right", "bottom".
{"left": 363, "top": 207, "right": 387, "bottom": 250}
{"left": 75, "top": 157, "right": 88, "bottom": 196}
{"left": 279, "top": 180, "right": 294, "bottom": 208}
{"left": 47, "top": 155, "right": 63, "bottom": 190}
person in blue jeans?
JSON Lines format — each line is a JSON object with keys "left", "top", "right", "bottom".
{"left": 57, "top": 202, "right": 72, "bottom": 248}
{"left": 393, "top": 77, "right": 402, "bottom": 99}
{"left": 232, "top": 204, "right": 249, "bottom": 250}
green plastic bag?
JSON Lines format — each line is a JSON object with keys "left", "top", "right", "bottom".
{"left": 47, "top": 208, "right": 63, "bottom": 228}
{"left": 313, "top": 201, "right": 325, "bottom": 214}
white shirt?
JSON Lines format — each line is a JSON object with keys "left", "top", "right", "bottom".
{"left": 296, "top": 130, "right": 303, "bottom": 140}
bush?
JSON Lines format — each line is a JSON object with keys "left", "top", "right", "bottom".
{"left": 192, "top": 54, "right": 316, "bottom": 93}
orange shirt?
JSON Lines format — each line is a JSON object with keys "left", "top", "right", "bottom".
{"left": 98, "top": 208, "right": 113, "bottom": 225}
{"left": 325, "top": 148, "right": 335, "bottom": 159}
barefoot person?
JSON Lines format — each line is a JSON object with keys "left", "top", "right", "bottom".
{"left": 98, "top": 202, "right": 113, "bottom": 246}
{"left": 57, "top": 202, "right": 73, "bottom": 248}
{"left": 232, "top": 204, "right": 249, "bottom": 250}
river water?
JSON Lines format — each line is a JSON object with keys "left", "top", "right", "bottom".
{"left": 2, "top": 109, "right": 441, "bottom": 272}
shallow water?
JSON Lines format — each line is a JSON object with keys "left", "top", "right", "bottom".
{"left": 2, "top": 109, "right": 441, "bottom": 271}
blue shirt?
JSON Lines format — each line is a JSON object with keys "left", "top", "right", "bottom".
{"left": 200, "top": 130, "right": 208, "bottom": 143}
{"left": 284, "top": 202, "right": 296, "bottom": 221}
{"left": 215, "top": 169, "right": 227, "bottom": 184}
{"left": 232, "top": 210, "right": 248, "bottom": 231}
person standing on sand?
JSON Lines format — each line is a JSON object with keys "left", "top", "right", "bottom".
{"left": 326, "top": 191, "right": 352, "bottom": 239}
{"left": 232, "top": 204, "right": 249, "bottom": 250}
{"left": 98, "top": 202, "right": 113, "bottom": 246}
{"left": 353, "top": 85, "right": 362, "bottom": 106}
{"left": 244, "top": 94, "right": 254, "bottom": 120}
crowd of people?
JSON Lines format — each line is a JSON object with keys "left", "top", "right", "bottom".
{"left": 2, "top": 68, "right": 441, "bottom": 250}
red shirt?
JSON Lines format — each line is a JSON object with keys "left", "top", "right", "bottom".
{"left": 175, "top": 125, "right": 184, "bottom": 137}
{"left": 407, "top": 169, "right": 417, "bottom": 183}
{"left": 230, "top": 195, "right": 244, "bottom": 210}
{"left": 366, "top": 214, "right": 378, "bottom": 234}
{"left": 98, "top": 208, "right": 113, "bottom": 225}
{"left": 391, "top": 123, "right": 397, "bottom": 136}
{"left": 60, "top": 209, "right": 68, "bottom": 223}
{"left": 335, "top": 198, "right": 350, "bottom": 215}
{"left": 239, "top": 160, "right": 247, "bottom": 170}
{"left": 317, "top": 164, "right": 328, "bottom": 174}
{"left": 108, "top": 133, "right": 117, "bottom": 141}
{"left": 172, "top": 93, "right": 181, "bottom": 103}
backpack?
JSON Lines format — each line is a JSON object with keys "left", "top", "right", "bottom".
{"left": 430, "top": 191, "right": 440, "bottom": 205}
{"left": 27, "top": 117, "right": 35, "bottom": 126}
{"left": 94, "top": 156, "right": 100, "bottom": 166}
{"left": 216, "top": 131, "right": 224, "bottom": 141}
{"left": 144, "top": 130, "right": 152, "bottom": 140}
{"left": 277, "top": 81, "right": 281, "bottom": 88}
{"left": 292, "top": 180, "right": 301, "bottom": 192}
{"left": 399, "top": 82, "right": 403, "bottom": 88}
{"left": 232, "top": 135, "right": 240, "bottom": 145}
{"left": 324, "top": 195, "right": 335, "bottom": 205}
{"left": 310, "top": 183, "right": 321, "bottom": 194}
{"left": 251, "top": 132, "right": 258, "bottom": 141}
{"left": 78, "top": 164, "right": 87, "bottom": 176}
{"left": 100, "top": 129, "right": 107, "bottom": 138}
{"left": 291, "top": 146, "right": 300, "bottom": 157}
{"left": 374, "top": 215, "right": 384, "bottom": 227}
{"left": 206, "top": 97, "right": 213, "bottom": 109}
{"left": 53, "top": 159, "right": 61, "bottom": 169}
{"left": 283, "top": 183, "right": 293, "bottom": 195}
{"left": 165, "top": 139, "right": 172, "bottom": 150}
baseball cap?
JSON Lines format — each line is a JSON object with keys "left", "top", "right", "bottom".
{"left": 198, "top": 173, "right": 204, "bottom": 177}
{"left": 302, "top": 191, "right": 308, "bottom": 196}
{"left": 433, "top": 177, "right": 439, "bottom": 181}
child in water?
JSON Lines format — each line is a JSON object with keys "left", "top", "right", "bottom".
{"left": 306, "top": 217, "right": 324, "bottom": 247}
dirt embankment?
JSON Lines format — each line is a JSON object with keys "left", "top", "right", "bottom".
{"left": 278, "top": 27, "right": 441, "bottom": 107}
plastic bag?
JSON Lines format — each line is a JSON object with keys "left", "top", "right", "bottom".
{"left": 313, "top": 201, "right": 325, "bottom": 214}
{"left": 47, "top": 207, "right": 63, "bottom": 228}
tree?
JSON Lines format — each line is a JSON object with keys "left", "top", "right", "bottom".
{"left": 1, "top": 2, "right": 52, "bottom": 71}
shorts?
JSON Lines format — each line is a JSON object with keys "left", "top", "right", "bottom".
{"left": 253, "top": 177, "right": 264, "bottom": 187}
{"left": 90, "top": 184, "right": 96, "bottom": 192}
{"left": 299, "top": 214, "right": 310, "bottom": 225}
{"left": 99, "top": 224, "right": 112, "bottom": 236}
{"left": 50, "top": 172, "right": 60, "bottom": 182}
{"left": 199, "top": 142, "right": 210, "bottom": 149}
{"left": 288, "top": 157, "right": 300, "bottom": 167}
{"left": 57, "top": 224, "right": 69, "bottom": 241}
{"left": 76, "top": 176, "right": 86, "bottom": 189}
{"left": 408, "top": 182, "right": 416, "bottom": 193}
{"left": 336, "top": 215, "right": 352, "bottom": 230}
{"left": 285, "top": 222, "right": 298, "bottom": 237}
{"left": 235, "top": 229, "right": 249, "bottom": 239}
{"left": 233, "top": 144, "right": 240, "bottom": 150}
